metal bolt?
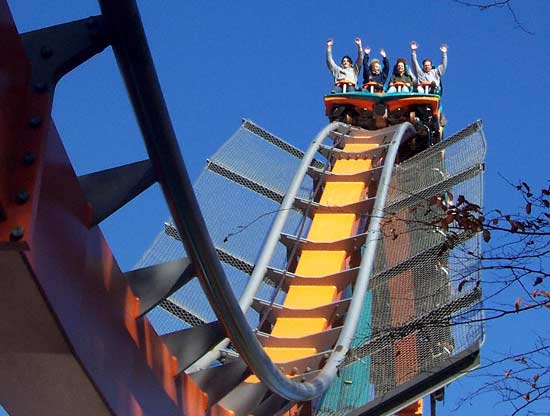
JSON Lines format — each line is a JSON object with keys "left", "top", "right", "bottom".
{"left": 290, "top": 367, "right": 298, "bottom": 376}
{"left": 29, "top": 116, "right": 42, "bottom": 128}
{"left": 23, "top": 152, "right": 36, "bottom": 165}
{"left": 15, "top": 191, "right": 29, "bottom": 204}
{"left": 305, "top": 366, "right": 312, "bottom": 373}
{"left": 40, "top": 45, "right": 53, "bottom": 59}
{"left": 10, "top": 226, "right": 24, "bottom": 241}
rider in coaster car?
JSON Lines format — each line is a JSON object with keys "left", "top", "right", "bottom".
{"left": 410, "top": 41, "right": 447, "bottom": 94}
{"left": 362, "top": 46, "right": 390, "bottom": 93}
{"left": 387, "top": 58, "right": 416, "bottom": 93}
{"left": 326, "top": 37, "right": 364, "bottom": 93}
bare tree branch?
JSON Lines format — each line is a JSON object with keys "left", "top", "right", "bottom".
{"left": 450, "top": 0, "right": 534, "bottom": 34}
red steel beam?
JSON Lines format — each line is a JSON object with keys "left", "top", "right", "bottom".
{"left": 0, "top": 2, "right": 203, "bottom": 414}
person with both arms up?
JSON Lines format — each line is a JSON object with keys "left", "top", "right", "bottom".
{"left": 410, "top": 41, "right": 448, "bottom": 94}
{"left": 326, "top": 37, "right": 363, "bottom": 93}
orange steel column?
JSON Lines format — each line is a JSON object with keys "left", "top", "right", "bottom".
{"left": 0, "top": 3, "right": 212, "bottom": 415}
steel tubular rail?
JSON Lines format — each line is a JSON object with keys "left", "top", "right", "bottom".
{"left": 187, "top": 121, "right": 348, "bottom": 373}
{"left": 98, "top": 0, "right": 416, "bottom": 401}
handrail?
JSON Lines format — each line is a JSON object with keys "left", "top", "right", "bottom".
{"left": 98, "top": 0, "right": 416, "bottom": 401}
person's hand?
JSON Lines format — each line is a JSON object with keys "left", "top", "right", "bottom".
{"left": 410, "top": 41, "right": 418, "bottom": 51}
{"left": 364, "top": 46, "right": 371, "bottom": 55}
{"left": 440, "top": 43, "right": 448, "bottom": 53}
{"left": 354, "top": 37, "right": 362, "bottom": 46}
{"left": 380, "top": 49, "right": 386, "bottom": 58}
{"left": 327, "top": 38, "right": 333, "bottom": 47}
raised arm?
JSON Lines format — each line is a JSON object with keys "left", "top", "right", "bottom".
{"left": 381, "top": 49, "right": 390, "bottom": 78}
{"left": 354, "top": 37, "right": 364, "bottom": 73}
{"left": 410, "top": 41, "right": 421, "bottom": 77}
{"left": 438, "top": 43, "right": 448, "bottom": 76}
{"left": 407, "top": 64, "right": 417, "bottom": 84}
{"left": 362, "top": 46, "right": 371, "bottom": 83}
{"left": 326, "top": 38, "right": 338, "bottom": 75}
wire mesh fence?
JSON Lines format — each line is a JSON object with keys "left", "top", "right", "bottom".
{"left": 316, "top": 121, "right": 486, "bottom": 414}
{"left": 136, "top": 119, "right": 316, "bottom": 329}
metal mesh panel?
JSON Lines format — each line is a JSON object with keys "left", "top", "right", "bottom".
{"left": 450, "top": 303, "right": 485, "bottom": 355}
{"left": 207, "top": 161, "right": 284, "bottom": 203}
{"left": 193, "top": 170, "right": 307, "bottom": 266}
{"left": 209, "top": 122, "right": 316, "bottom": 199}
{"left": 242, "top": 119, "right": 325, "bottom": 169}
{"left": 158, "top": 299, "right": 206, "bottom": 328}
{"left": 243, "top": 119, "right": 305, "bottom": 159}
{"left": 387, "top": 120, "right": 485, "bottom": 207}
{"left": 318, "top": 122, "right": 486, "bottom": 413}
{"left": 166, "top": 263, "right": 284, "bottom": 325}
{"left": 137, "top": 221, "right": 185, "bottom": 266}
{"left": 146, "top": 304, "right": 192, "bottom": 336}
{"left": 136, "top": 121, "right": 311, "bottom": 332}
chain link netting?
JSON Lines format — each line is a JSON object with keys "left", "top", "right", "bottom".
{"left": 135, "top": 120, "right": 315, "bottom": 330}
{"left": 317, "top": 121, "right": 486, "bottom": 415}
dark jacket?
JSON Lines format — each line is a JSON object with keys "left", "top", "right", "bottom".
{"left": 362, "top": 54, "right": 390, "bottom": 89}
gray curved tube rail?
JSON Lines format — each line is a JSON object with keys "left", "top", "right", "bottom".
{"left": 190, "top": 120, "right": 415, "bottom": 400}
{"left": 187, "top": 120, "right": 349, "bottom": 373}
{"left": 99, "top": 0, "right": 416, "bottom": 401}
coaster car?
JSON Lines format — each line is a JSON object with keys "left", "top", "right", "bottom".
{"left": 324, "top": 81, "right": 444, "bottom": 157}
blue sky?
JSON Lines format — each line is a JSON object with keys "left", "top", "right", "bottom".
{"left": 5, "top": 0, "right": 550, "bottom": 414}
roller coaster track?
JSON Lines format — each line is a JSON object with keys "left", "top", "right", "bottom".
{"left": 99, "top": 0, "right": 424, "bottom": 406}
{"left": 178, "top": 121, "right": 416, "bottom": 407}
{"left": 0, "top": 1, "right": 484, "bottom": 415}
